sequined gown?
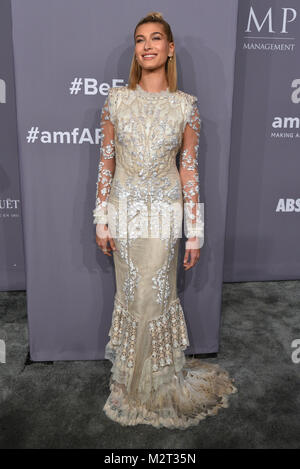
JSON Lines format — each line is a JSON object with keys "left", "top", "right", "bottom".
{"left": 93, "top": 84, "right": 237, "bottom": 429}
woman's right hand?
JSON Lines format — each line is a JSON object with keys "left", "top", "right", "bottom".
{"left": 96, "top": 223, "right": 116, "bottom": 256}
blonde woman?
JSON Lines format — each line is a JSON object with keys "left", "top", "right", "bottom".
{"left": 93, "top": 12, "right": 237, "bottom": 429}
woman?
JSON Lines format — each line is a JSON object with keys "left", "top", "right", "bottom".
{"left": 93, "top": 11, "right": 237, "bottom": 429}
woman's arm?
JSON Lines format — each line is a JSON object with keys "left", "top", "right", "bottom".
{"left": 179, "top": 98, "right": 204, "bottom": 254}
{"left": 93, "top": 91, "right": 116, "bottom": 256}
{"left": 93, "top": 92, "right": 116, "bottom": 225}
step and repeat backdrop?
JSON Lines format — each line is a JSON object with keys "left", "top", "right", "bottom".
{"left": 1, "top": 0, "right": 298, "bottom": 359}
{"left": 0, "top": 0, "right": 25, "bottom": 290}
{"left": 224, "top": 0, "right": 300, "bottom": 281}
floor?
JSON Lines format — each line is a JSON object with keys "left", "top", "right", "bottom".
{"left": 0, "top": 280, "right": 299, "bottom": 448}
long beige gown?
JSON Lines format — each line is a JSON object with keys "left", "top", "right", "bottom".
{"left": 93, "top": 84, "right": 237, "bottom": 429}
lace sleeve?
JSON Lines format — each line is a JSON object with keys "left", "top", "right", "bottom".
{"left": 179, "top": 99, "right": 204, "bottom": 248}
{"left": 93, "top": 92, "right": 115, "bottom": 225}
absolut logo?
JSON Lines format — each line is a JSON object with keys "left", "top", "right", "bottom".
{"left": 276, "top": 198, "right": 300, "bottom": 212}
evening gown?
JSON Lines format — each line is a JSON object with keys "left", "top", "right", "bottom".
{"left": 93, "top": 84, "right": 237, "bottom": 429}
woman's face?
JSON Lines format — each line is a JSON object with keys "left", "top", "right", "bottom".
{"left": 134, "top": 23, "right": 174, "bottom": 71}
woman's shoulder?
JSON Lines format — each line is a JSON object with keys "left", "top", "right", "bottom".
{"left": 108, "top": 85, "right": 198, "bottom": 107}
{"left": 108, "top": 85, "right": 128, "bottom": 97}
{"left": 107, "top": 86, "right": 130, "bottom": 107}
{"left": 106, "top": 86, "right": 127, "bottom": 112}
{"left": 176, "top": 89, "right": 198, "bottom": 105}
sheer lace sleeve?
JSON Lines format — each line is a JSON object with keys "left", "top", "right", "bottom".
{"left": 93, "top": 92, "right": 115, "bottom": 225}
{"left": 179, "top": 98, "right": 204, "bottom": 248}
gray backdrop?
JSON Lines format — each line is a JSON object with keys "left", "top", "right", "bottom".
{"left": 0, "top": 0, "right": 25, "bottom": 290}
{"left": 9, "top": 0, "right": 238, "bottom": 359}
{"left": 224, "top": 0, "right": 300, "bottom": 281}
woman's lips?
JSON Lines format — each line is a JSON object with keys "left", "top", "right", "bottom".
{"left": 142, "top": 54, "right": 157, "bottom": 60}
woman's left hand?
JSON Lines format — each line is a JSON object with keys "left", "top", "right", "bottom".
{"left": 183, "top": 237, "right": 201, "bottom": 270}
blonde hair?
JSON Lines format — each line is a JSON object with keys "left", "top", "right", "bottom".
{"left": 128, "top": 11, "right": 178, "bottom": 92}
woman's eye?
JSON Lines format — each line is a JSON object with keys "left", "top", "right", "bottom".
{"left": 136, "top": 37, "right": 161, "bottom": 43}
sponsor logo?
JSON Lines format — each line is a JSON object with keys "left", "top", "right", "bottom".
{"left": 243, "top": 6, "right": 297, "bottom": 51}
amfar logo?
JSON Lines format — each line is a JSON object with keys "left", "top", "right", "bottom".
{"left": 270, "top": 79, "right": 300, "bottom": 137}
{"left": 0, "top": 78, "right": 6, "bottom": 103}
{"left": 246, "top": 6, "right": 297, "bottom": 34}
{"left": 291, "top": 78, "right": 300, "bottom": 104}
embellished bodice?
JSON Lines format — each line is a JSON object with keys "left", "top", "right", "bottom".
{"left": 93, "top": 84, "right": 204, "bottom": 243}
{"left": 107, "top": 85, "right": 196, "bottom": 207}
